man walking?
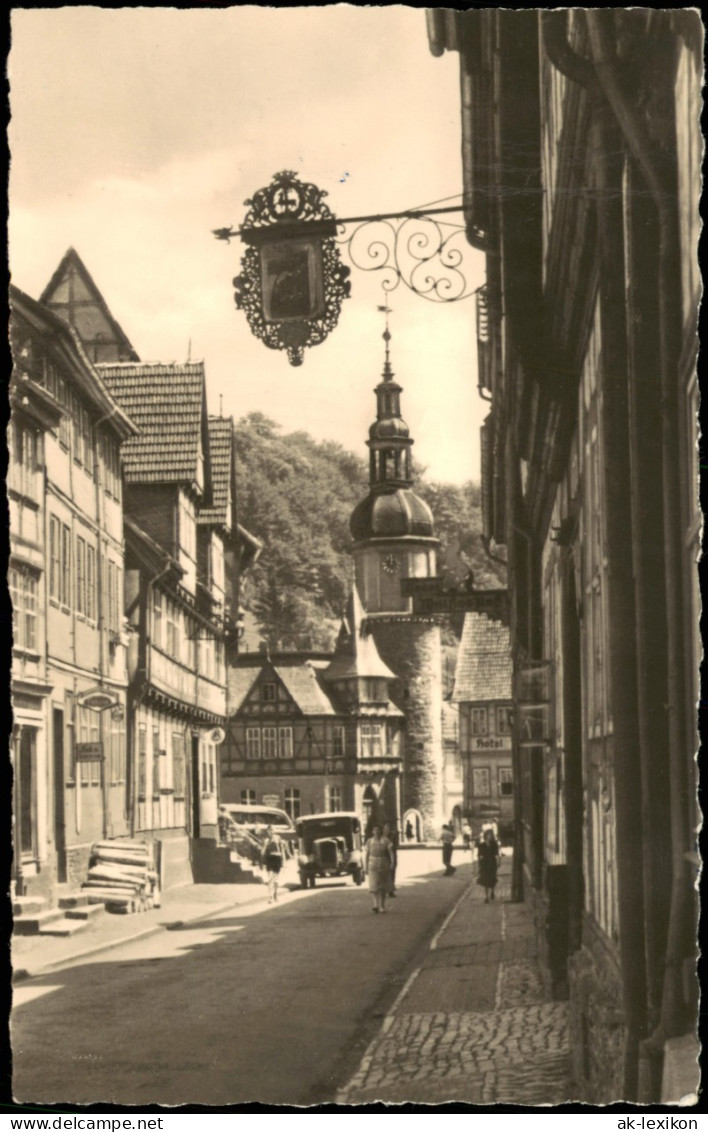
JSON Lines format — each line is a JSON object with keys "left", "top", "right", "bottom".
{"left": 441, "top": 823, "right": 456, "bottom": 876}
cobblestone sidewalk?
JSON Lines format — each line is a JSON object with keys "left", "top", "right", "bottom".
{"left": 338, "top": 863, "right": 574, "bottom": 1106}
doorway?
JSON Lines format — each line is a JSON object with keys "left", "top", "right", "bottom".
{"left": 53, "top": 709, "right": 67, "bottom": 883}
{"left": 191, "top": 733, "right": 201, "bottom": 840}
{"left": 19, "top": 728, "right": 37, "bottom": 859}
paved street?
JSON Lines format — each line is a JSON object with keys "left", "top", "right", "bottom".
{"left": 12, "top": 848, "right": 469, "bottom": 1107}
{"left": 338, "top": 856, "right": 574, "bottom": 1106}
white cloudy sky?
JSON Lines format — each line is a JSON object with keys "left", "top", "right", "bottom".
{"left": 8, "top": 5, "right": 488, "bottom": 484}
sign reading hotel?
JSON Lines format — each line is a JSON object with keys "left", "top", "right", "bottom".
{"left": 401, "top": 578, "right": 509, "bottom": 623}
{"left": 472, "top": 735, "right": 512, "bottom": 752}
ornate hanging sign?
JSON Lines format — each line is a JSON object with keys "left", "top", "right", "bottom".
{"left": 216, "top": 171, "right": 351, "bottom": 367}
{"left": 215, "top": 173, "right": 482, "bottom": 364}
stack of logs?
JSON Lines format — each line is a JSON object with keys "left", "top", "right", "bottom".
{"left": 81, "top": 839, "right": 160, "bottom": 914}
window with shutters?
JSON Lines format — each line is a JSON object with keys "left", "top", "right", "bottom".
{"left": 173, "top": 732, "right": 185, "bottom": 798}
{"left": 76, "top": 537, "right": 86, "bottom": 616}
{"left": 138, "top": 725, "right": 147, "bottom": 799}
{"left": 86, "top": 545, "right": 97, "bottom": 622}
{"left": 152, "top": 727, "right": 162, "bottom": 797}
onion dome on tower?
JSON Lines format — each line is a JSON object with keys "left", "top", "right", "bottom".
{"left": 350, "top": 316, "right": 436, "bottom": 545}
{"left": 350, "top": 308, "right": 438, "bottom": 616}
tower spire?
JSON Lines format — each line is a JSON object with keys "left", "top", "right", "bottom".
{"left": 366, "top": 303, "right": 412, "bottom": 489}
{"left": 377, "top": 300, "right": 394, "bottom": 380}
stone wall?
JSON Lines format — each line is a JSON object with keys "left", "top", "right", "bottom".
{"left": 567, "top": 919, "right": 626, "bottom": 1102}
{"left": 371, "top": 620, "right": 443, "bottom": 838}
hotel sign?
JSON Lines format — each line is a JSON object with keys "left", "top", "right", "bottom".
{"left": 401, "top": 579, "right": 509, "bottom": 623}
{"left": 472, "top": 736, "right": 511, "bottom": 752}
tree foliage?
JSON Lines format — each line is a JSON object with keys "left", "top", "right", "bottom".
{"left": 234, "top": 413, "right": 506, "bottom": 650}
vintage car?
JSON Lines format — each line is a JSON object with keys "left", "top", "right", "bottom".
{"left": 295, "top": 812, "right": 364, "bottom": 888}
{"left": 218, "top": 803, "right": 296, "bottom": 859}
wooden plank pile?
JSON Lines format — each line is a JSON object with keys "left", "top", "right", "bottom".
{"left": 81, "top": 839, "right": 160, "bottom": 914}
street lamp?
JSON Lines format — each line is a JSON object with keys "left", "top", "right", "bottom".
{"left": 214, "top": 170, "right": 483, "bottom": 367}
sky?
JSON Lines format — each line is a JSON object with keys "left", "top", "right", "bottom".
{"left": 8, "top": 5, "right": 488, "bottom": 485}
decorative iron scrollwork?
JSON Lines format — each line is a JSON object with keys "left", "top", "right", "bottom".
{"left": 337, "top": 215, "right": 480, "bottom": 303}
{"left": 228, "top": 171, "right": 351, "bottom": 367}
{"left": 240, "top": 169, "right": 332, "bottom": 229}
{"left": 217, "top": 173, "right": 482, "bottom": 364}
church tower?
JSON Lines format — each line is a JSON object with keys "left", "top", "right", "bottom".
{"left": 349, "top": 315, "right": 444, "bottom": 837}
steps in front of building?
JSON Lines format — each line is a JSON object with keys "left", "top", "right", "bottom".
{"left": 14, "top": 890, "right": 108, "bottom": 935}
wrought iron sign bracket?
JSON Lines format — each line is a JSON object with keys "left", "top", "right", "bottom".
{"left": 215, "top": 171, "right": 485, "bottom": 366}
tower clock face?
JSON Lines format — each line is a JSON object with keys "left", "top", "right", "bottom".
{"left": 382, "top": 553, "right": 400, "bottom": 575}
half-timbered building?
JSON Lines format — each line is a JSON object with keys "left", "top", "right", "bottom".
{"left": 428, "top": 7, "right": 701, "bottom": 1102}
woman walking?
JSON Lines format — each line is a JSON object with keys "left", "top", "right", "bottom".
{"left": 383, "top": 821, "right": 399, "bottom": 897}
{"left": 261, "top": 825, "right": 284, "bottom": 905}
{"left": 364, "top": 824, "right": 394, "bottom": 913}
{"left": 477, "top": 828, "right": 501, "bottom": 903}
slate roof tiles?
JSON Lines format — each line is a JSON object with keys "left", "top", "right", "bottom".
{"left": 198, "top": 416, "right": 233, "bottom": 527}
{"left": 452, "top": 612, "right": 512, "bottom": 703}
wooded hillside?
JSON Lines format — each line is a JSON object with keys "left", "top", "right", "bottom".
{"left": 234, "top": 412, "right": 505, "bottom": 650}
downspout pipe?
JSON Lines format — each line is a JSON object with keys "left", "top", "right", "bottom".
{"left": 585, "top": 8, "right": 692, "bottom": 1081}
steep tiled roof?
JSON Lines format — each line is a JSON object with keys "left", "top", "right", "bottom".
{"left": 228, "top": 659, "right": 339, "bottom": 717}
{"left": 198, "top": 416, "right": 233, "bottom": 528}
{"left": 275, "top": 664, "right": 338, "bottom": 716}
{"left": 322, "top": 586, "right": 397, "bottom": 682}
{"left": 228, "top": 667, "right": 260, "bottom": 714}
{"left": 98, "top": 361, "right": 210, "bottom": 485}
{"left": 451, "top": 612, "right": 512, "bottom": 703}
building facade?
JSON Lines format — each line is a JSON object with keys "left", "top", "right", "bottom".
{"left": 224, "top": 589, "right": 405, "bottom": 826}
{"left": 349, "top": 328, "right": 444, "bottom": 837}
{"left": 99, "top": 361, "right": 227, "bottom": 888}
{"left": 39, "top": 248, "right": 258, "bottom": 888}
{"left": 9, "top": 284, "right": 137, "bottom": 895}
{"left": 428, "top": 8, "right": 701, "bottom": 1102}
{"left": 452, "top": 613, "right": 514, "bottom": 842}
